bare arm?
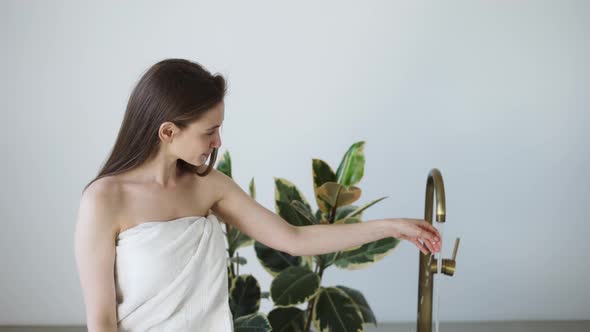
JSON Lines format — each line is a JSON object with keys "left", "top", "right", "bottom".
{"left": 209, "top": 169, "right": 298, "bottom": 255}
{"left": 207, "top": 169, "right": 441, "bottom": 257}
{"left": 292, "top": 219, "right": 392, "bottom": 256}
{"left": 293, "top": 218, "right": 442, "bottom": 256}
{"left": 74, "top": 182, "right": 120, "bottom": 332}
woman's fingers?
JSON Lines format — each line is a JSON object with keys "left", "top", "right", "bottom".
{"left": 410, "top": 237, "right": 430, "bottom": 255}
{"left": 419, "top": 223, "right": 441, "bottom": 243}
{"left": 397, "top": 219, "right": 442, "bottom": 254}
{"left": 422, "top": 235, "right": 438, "bottom": 253}
{"left": 417, "top": 228, "right": 440, "bottom": 253}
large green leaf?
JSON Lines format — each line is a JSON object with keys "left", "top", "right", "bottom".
{"left": 276, "top": 200, "right": 314, "bottom": 227}
{"left": 234, "top": 312, "right": 272, "bottom": 332}
{"left": 274, "top": 177, "right": 314, "bottom": 227}
{"left": 312, "top": 287, "right": 364, "bottom": 332}
{"left": 274, "top": 177, "right": 312, "bottom": 212}
{"left": 335, "top": 141, "right": 365, "bottom": 187}
{"left": 229, "top": 274, "right": 261, "bottom": 318}
{"left": 270, "top": 266, "right": 320, "bottom": 306}
{"left": 254, "top": 241, "right": 302, "bottom": 277}
{"left": 335, "top": 285, "right": 377, "bottom": 326}
{"left": 290, "top": 200, "right": 319, "bottom": 225}
{"left": 333, "top": 237, "right": 400, "bottom": 270}
{"left": 268, "top": 307, "right": 306, "bottom": 332}
{"left": 312, "top": 158, "right": 337, "bottom": 189}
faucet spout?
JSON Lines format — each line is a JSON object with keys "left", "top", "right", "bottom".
{"left": 417, "top": 168, "right": 459, "bottom": 332}
{"left": 425, "top": 168, "right": 446, "bottom": 223}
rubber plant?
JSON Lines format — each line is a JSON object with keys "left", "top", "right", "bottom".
{"left": 217, "top": 141, "right": 400, "bottom": 332}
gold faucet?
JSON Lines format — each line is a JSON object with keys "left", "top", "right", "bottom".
{"left": 417, "top": 168, "right": 460, "bottom": 332}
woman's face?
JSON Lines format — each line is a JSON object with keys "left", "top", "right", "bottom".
{"left": 175, "top": 102, "right": 224, "bottom": 166}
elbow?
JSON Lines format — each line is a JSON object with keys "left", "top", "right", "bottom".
{"left": 87, "top": 324, "right": 117, "bottom": 332}
{"left": 286, "top": 225, "right": 300, "bottom": 256}
{"left": 86, "top": 317, "right": 117, "bottom": 332}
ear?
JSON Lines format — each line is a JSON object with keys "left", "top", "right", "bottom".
{"left": 159, "top": 122, "right": 180, "bottom": 142}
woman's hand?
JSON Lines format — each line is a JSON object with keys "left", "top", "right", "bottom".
{"left": 390, "top": 218, "right": 442, "bottom": 255}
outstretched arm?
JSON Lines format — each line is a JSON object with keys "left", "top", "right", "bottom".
{"left": 293, "top": 218, "right": 441, "bottom": 256}
{"left": 208, "top": 169, "right": 441, "bottom": 256}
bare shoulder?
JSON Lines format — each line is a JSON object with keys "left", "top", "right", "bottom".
{"left": 77, "top": 176, "right": 123, "bottom": 235}
{"left": 204, "top": 168, "right": 235, "bottom": 205}
{"left": 74, "top": 177, "right": 121, "bottom": 326}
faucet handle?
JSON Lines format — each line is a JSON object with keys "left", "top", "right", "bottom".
{"left": 442, "top": 237, "right": 460, "bottom": 276}
{"left": 451, "top": 237, "right": 460, "bottom": 261}
{"left": 430, "top": 237, "right": 460, "bottom": 276}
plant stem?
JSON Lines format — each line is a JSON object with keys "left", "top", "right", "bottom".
{"left": 303, "top": 204, "right": 340, "bottom": 331}
{"left": 304, "top": 255, "right": 328, "bottom": 332}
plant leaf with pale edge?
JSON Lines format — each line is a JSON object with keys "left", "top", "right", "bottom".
{"left": 335, "top": 141, "right": 365, "bottom": 186}
{"left": 268, "top": 307, "right": 306, "bottom": 332}
{"left": 216, "top": 149, "right": 232, "bottom": 178}
{"left": 274, "top": 177, "right": 312, "bottom": 212}
{"left": 229, "top": 274, "right": 262, "bottom": 318}
{"left": 312, "top": 287, "right": 364, "bottom": 332}
{"left": 254, "top": 241, "right": 302, "bottom": 277}
{"left": 333, "top": 237, "right": 400, "bottom": 270}
{"left": 314, "top": 208, "right": 326, "bottom": 223}
{"left": 234, "top": 312, "right": 272, "bottom": 332}
{"left": 290, "top": 200, "right": 319, "bottom": 224}
{"left": 336, "top": 196, "right": 388, "bottom": 223}
{"left": 315, "top": 251, "right": 339, "bottom": 269}
{"left": 312, "top": 158, "right": 337, "bottom": 211}
{"left": 316, "top": 182, "right": 362, "bottom": 213}
{"left": 335, "top": 285, "right": 377, "bottom": 326}
{"left": 335, "top": 205, "right": 359, "bottom": 220}
{"left": 276, "top": 200, "right": 314, "bottom": 227}
{"left": 270, "top": 266, "right": 320, "bottom": 306}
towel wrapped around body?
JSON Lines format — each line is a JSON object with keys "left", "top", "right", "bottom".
{"left": 114, "top": 214, "right": 234, "bottom": 331}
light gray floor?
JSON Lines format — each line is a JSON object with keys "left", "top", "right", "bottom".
{"left": 0, "top": 321, "right": 588, "bottom": 332}
{"left": 365, "top": 320, "right": 590, "bottom": 332}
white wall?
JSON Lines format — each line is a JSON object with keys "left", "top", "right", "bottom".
{"left": 1, "top": 0, "right": 588, "bottom": 325}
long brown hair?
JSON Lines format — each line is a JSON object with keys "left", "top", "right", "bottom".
{"left": 83, "top": 58, "right": 227, "bottom": 193}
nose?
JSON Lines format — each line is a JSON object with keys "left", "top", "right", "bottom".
{"left": 213, "top": 132, "right": 222, "bottom": 148}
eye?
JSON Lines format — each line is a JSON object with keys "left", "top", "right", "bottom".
{"left": 207, "top": 131, "right": 215, "bottom": 136}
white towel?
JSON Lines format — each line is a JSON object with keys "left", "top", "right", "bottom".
{"left": 114, "top": 214, "right": 234, "bottom": 331}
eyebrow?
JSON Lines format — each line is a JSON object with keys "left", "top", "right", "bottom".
{"left": 206, "top": 124, "right": 221, "bottom": 130}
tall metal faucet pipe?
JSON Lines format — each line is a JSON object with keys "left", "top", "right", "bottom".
{"left": 417, "top": 168, "right": 460, "bottom": 332}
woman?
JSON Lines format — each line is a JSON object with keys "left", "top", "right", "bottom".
{"left": 74, "top": 58, "right": 442, "bottom": 332}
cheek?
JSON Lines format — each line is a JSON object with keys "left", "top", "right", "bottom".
{"left": 198, "top": 137, "right": 210, "bottom": 150}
